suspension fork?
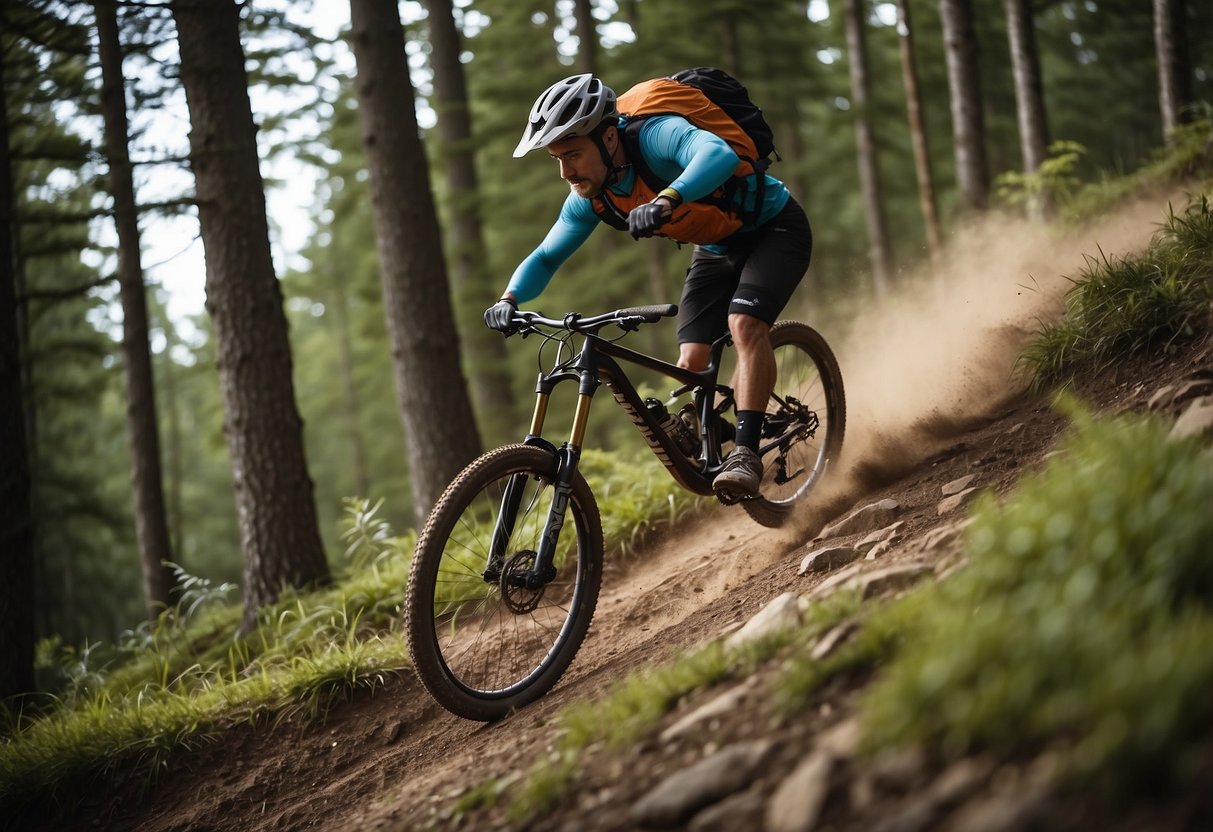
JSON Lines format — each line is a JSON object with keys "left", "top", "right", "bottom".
{"left": 483, "top": 384, "right": 555, "bottom": 580}
{"left": 486, "top": 370, "right": 598, "bottom": 587}
{"left": 531, "top": 370, "right": 597, "bottom": 586}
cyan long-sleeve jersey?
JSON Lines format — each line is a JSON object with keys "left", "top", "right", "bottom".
{"left": 505, "top": 115, "right": 790, "bottom": 303}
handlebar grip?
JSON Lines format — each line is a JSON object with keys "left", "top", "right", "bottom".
{"left": 617, "top": 304, "right": 678, "bottom": 322}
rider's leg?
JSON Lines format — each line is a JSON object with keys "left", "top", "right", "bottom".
{"left": 714, "top": 199, "right": 813, "bottom": 497}
{"left": 728, "top": 312, "right": 774, "bottom": 456}
{"left": 728, "top": 313, "right": 774, "bottom": 413}
{"left": 677, "top": 342, "right": 711, "bottom": 372}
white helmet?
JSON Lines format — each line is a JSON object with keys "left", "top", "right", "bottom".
{"left": 513, "top": 74, "right": 618, "bottom": 158}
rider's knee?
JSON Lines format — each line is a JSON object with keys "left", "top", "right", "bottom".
{"left": 728, "top": 313, "right": 770, "bottom": 349}
{"left": 677, "top": 342, "right": 710, "bottom": 372}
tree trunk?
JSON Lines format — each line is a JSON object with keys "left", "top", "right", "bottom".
{"left": 0, "top": 47, "right": 36, "bottom": 701}
{"left": 845, "top": 0, "right": 893, "bottom": 294}
{"left": 349, "top": 0, "right": 482, "bottom": 528}
{"left": 1004, "top": 0, "right": 1050, "bottom": 219}
{"left": 1153, "top": 0, "right": 1191, "bottom": 142}
{"left": 424, "top": 0, "right": 517, "bottom": 442}
{"left": 171, "top": 0, "right": 330, "bottom": 631}
{"left": 896, "top": 0, "right": 943, "bottom": 261}
{"left": 96, "top": 0, "right": 176, "bottom": 621}
{"left": 939, "top": 0, "right": 989, "bottom": 212}
{"left": 574, "top": 0, "right": 597, "bottom": 75}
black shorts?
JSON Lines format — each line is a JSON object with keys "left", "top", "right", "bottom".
{"left": 677, "top": 197, "right": 812, "bottom": 345}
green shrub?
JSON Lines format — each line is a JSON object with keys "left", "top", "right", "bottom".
{"left": 862, "top": 407, "right": 1213, "bottom": 793}
{"left": 1061, "top": 116, "right": 1213, "bottom": 225}
{"left": 1020, "top": 194, "right": 1213, "bottom": 390}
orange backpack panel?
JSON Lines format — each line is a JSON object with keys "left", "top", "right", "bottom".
{"left": 617, "top": 78, "right": 760, "bottom": 176}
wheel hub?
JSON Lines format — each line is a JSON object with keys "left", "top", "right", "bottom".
{"left": 500, "top": 551, "right": 545, "bottom": 614}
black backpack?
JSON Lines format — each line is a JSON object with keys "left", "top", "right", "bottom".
{"left": 670, "top": 67, "right": 779, "bottom": 168}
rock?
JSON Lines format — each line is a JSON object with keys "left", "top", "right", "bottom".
{"left": 820, "top": 499, "right": 901, "bottom": 539}
{"left": 928, "top": 756, "right": 996, "bottom": 806}
{"left": 942, "top": 783, "right": 1051, "bottom": 832}
{"left": 868, "top": 746, "right": 928, "bottom": 793}
{"left": 857, "top": 521, "right": 904, "bottom": 552}
{"left": 1151, "top": 376, "right": 1213, "bottom": 411}
{"left": 808, "top": 563, "right": 932, "bottom": 601}
{"left": 810, "top": 620, "right": 860, "bottom": 661}
{"left": 798, "top": 546, "right": 860, "bottom": 575}
{"left": 726, "top": 593, "right": 801, "bottom": 650}
{"left": 919, "top": 520, "right": 973, "bottom": 556}
{"left": 688, "top": 790, "right": 764, "bottom": 832}
{"left": 865, "top": 540, "right": 895, "bottom": 560}
{"left": 631, "top": 740, "right": 774, "bottom": 828}
{"left": 806, "top": 563, "right": 865, "bottom": 599}
{"left": 938, "top": 487, "right": 981, "bottom": 516}
{"left": 1169, "top": 395, "right": 1213, "bottom": 441}
{"left": 935, "top": 553, "right": 969, "bottom": 581}
{"left": 872, "top": 799, "right": 937, "bottom": 832}
{"left": 381, "top": 720, "right": 404, "bottom": 744}
{"left": 661, "top": 680, "right": 755, "bottom": 742}
{"left": 941, "top": 474, "right": 977, "bottom": 496}
{"left": 856, "top": 564, "right": 934, "bottom": 599}
{"left": 1147, "top": 383, "right": 1176, "bottom": 410}
{"left": 817, "top": 717, "right": 862, "bottom": 759}
{"left": 765, "top": 751, "right": 833, "bottom": 832}
{"left": 871, "top": 756, "right": 995, "bottom": 832}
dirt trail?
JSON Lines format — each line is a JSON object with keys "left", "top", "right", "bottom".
{"left": 46, "top": 190, "right": 1188, "bottom": 832}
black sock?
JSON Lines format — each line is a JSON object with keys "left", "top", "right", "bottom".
{"left": 735, "top": 410, "right": 764, "bottom": 451}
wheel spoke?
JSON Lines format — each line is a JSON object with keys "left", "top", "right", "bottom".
{"left": 405, "top": 446, "right": 603, "bottom": 717}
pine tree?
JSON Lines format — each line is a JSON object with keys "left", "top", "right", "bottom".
{"left": 348, "top": 0, "right": 482, "bottom": 526}
{"left": 95, "top": 0, "right": 176, "bottom": 620}
{"left": 171, "top": 0, "right": 331, "bottom": 630}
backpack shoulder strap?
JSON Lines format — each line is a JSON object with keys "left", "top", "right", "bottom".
{"left": 619, "top": 115, "right": 668, "bottom": 195}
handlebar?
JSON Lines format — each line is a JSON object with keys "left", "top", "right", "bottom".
{"left": 512, "top": 304, "right": 678, "bottom": 335}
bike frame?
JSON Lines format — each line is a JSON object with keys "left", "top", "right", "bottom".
{"left": 488, "top": 325, "right": 731, "bottom": 589}
{"left": 488, "top": 311, "right": 804, "bottom": 589}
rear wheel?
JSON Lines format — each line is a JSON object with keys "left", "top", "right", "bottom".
{"left": 744, "top": 321, "right": 846, "bottom": 528}
{"left": 405, "top": 445, "right": 603, "bottom": 720}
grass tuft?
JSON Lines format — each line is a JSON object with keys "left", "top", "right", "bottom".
{"left": 1019, "top": 194, "right": 1213, "bottom": 391}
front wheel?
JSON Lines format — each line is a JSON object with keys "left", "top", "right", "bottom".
{"left": 405, "top": 445, "right": 603, "bottom": 721}
{"left": 744, "top": 321, "right": 846, "bottom": 528}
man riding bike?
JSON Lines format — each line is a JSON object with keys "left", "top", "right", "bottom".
{"left": 484, "top": 73, "right": 813, "bottom": 499}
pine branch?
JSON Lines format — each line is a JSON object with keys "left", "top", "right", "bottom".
{"left": 18, "top": 198, "right": 196, "bottom": 224}
{"left": 18, "top": 274, "right": 117, "bottom": 306}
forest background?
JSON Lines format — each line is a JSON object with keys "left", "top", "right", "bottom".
{"left": 1, "top": 0, "right": 1210, "bottom": 692}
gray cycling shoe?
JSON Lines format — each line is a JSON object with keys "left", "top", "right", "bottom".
{"left": 713, "top": 446, "right": 763, "bottom": 501}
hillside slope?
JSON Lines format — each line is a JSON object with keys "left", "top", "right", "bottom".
{"left": 35, "top": 188, "right": 1212, "bottom": 832}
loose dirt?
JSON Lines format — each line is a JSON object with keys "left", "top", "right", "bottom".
{"left": 29, "top": 188, "right": 1209, "bottom": 832}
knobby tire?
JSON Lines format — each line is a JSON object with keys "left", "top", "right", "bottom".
{"left": 405, "top": 445, "right": 603, "bottom": 721}
{"left": 743, "top": 320, "right": 846, "bottom": 528}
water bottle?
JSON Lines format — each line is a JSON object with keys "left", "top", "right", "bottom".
{"left": 645, "top": 398, "right": 697, "bottom": 458}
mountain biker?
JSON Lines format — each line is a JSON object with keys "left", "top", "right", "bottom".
{"left": 484, "top": 73, "right": 812, "bottom": 500}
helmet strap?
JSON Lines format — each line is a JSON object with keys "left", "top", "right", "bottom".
{"left": 590, "top": 123, "right": 628, "bottom": 197}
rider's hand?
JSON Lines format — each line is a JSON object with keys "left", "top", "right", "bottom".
{"left": 627, "top": 201, "right": 672, "bottom": 239}
{"left": 484, "top": 297, "right": 517, "bottom": 333}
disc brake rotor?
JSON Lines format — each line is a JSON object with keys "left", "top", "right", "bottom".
{"left": 500, "top": 551, "right": 545, "bottom": 614}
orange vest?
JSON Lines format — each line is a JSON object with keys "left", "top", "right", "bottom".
{"left": 591, "top": 78, "right": 764, "bottom": 245}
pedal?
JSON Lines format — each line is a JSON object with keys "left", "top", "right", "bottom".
{"left": 714, "top": 487, "right": 758, "bottom": 506}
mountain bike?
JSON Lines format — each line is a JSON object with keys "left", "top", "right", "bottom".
{"left": 405, "top": 304, "right": 844, "bottom": 720}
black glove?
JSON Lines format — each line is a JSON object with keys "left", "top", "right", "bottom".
{"left": 627, "top": 202, "right": 671, "bottom": 239}
{"left": 484, "top": 297, "right": 517, "bottom": 333}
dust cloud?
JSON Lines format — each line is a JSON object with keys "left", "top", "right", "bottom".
{"left": 786, "top": 190, "right": 1182, "bottom": 540}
